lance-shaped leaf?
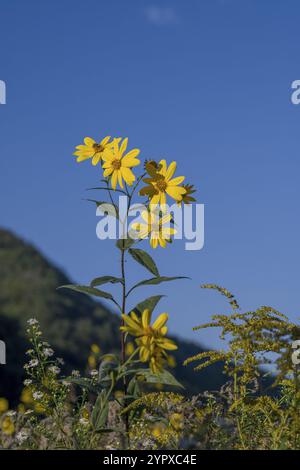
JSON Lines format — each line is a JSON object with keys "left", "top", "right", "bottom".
{"left": 132, "top": 295, "right": 165, "bottom": 316}
{"left": 87, "top": 199, "right": 118, "bottom": 218}
{"left": 92, "top": 390, "right": 109, "bottom": 431}
{"left": 127, "top": 276, "right": 189, "bottom": 296}
{"left": 138, "top": 369, "right": 184, "bottom": 389}
{"left": 128, "top": 248, "right": 159, "bottom": 277}
{"left": 90, "top": 276, "right": 124, "bottom": 288}
{"left": 59, "top": 284, "right": 114, "bottom": 301}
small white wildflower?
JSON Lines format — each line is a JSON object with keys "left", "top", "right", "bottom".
{"left": 57, "top": 357, "right": 65, "bottom": 365}
{"left": 71, "top": 369, "right": 80, "bottom": 377}
{"left": 79, "top": 418, "right": 89, "bottom": 427}
{"left": 90, "top": 369, "right": 98, "bottom": 377}
{"left": 48, "top": 365, "right": 60, "bottom": 375}
{"left": 33, "top": 391, "right": 43, "bottom": 400}
{"left": 62, "top": 380, "right": 70, "bottom": 387}
{"left": 27, "top": 318, "right": 39, "bottom": 326}
{"left": 28, "top": 359, "right": 39, "bottom": 368}
{"left": 25, "top": 349, "right": 34, "bottom": 356}
{"left": 43, "top": 348, "right": 54, "bottom": 357}
{"left": 6, "top": 410, "right": 16, "bottom": 417}
{"left": 23, "top": 379, "right": 32, "bottom": 386}
{"left": 16, "top": 430, "right": 29, "bottom": 444}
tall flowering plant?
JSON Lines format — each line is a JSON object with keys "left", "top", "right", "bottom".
{"left": 61, "top": 134, "right": 196, "bottom": 444}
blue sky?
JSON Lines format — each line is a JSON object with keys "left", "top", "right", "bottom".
{"left": 1, "top": 0, "right": 300, "bottom": 350}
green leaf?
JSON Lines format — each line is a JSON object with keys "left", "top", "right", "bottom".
{"left": 128, "top": 248, "right": 159, "bottom": 276}
{"left": 86, "top": 199, "right": 118, "bottom": 218}
{"left": 64, "top": 377, "right": 100, "bottom": 394}
{"left": 91, "top": 276, "right": 123, "bottom": 288}
{"left": 92, "top": 390, "right": 109, "bottom": 431}
{"left": 116, "top": 238, "right": 135, "bottom": 251}
{"left": 128, "top": 276, "right": 189, "bottom": 295}
{"left": 132, "top": 295, "right": 165, "bottom": 315}
{"left": 139, "top": 369, "right": 184, "bottom": 389}
{"left": 59, "top": 284, "right": 114, "bottom": 301}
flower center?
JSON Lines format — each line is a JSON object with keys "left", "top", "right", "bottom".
{"left": 156, "top": 178, "right": 167, "bottom": 192}
{"left": 93, "top": 143, "right": 104, "bottom": 153}
{"left": 112, "top": 159, "right": 122, "bottom": 170}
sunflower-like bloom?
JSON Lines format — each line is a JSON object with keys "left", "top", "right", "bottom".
{"left": 140, "top": 159, "right": 186, "bottom": 206}
{"left": 121, "top": 309, "right": 177, "bottom": 373}
{"left": 102, "top": 138, "right": 140, "bottom": 190}
{"left": 73, "top": 136, "right": 115, "bottom": 166}
{"left": 131, "top": 209, "right": 176, "bottom": 249}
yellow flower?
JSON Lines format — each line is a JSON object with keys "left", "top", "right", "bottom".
{"left": 102, "top": 138, "right": 140, "bottom": 190}
{"left": 18, "top": 404, "right": 25, "bottom": 414}
{"left": 20, "top": 388, "right": 33, "bottom": 405}
{"left": 91, "top": 344, "right": 100, "bottom": 354}
{"left": 140, "top": 159, "right": 186, "bottom": 206}
{"left": 88, "top": 355, "right": 97, "bottom": 368}
{"left": 131, "top": 209, "right": 176, "bottom": 249}
{"left": 169, "top": 412, "right": 184, "bottom": 431}
{"left": 152, "top": 422, "right": 166, "bottom": 439}
{"left": 167, "top": 355, "right": 177, "bottom": 368}
{"left": 125, "top": 341, "right": 135, "bottom": 356}
{"left": 121, "top": 309, "right": 177, "bottom": 373}
{"left": 2, "top": 416, "right": 15, "bottom": 435}
{"left": 0, "top": 398, "right": 8, "bottom": 413}
{"left": 73, "top": 136, "right": 115, "bottom": 166}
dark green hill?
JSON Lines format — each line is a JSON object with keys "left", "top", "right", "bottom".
{"left": 0, "top": 228, "right": 226, "bottom": 403}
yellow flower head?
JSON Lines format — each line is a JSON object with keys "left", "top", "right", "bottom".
{"left": 169, "top": 412, "right": 184, "bottom": 431}
{"left": 102, "top": 137, "right": 140, "bottom": 190}
{"left": 1, "top": 416, "right": 15, "bottom": 435}
{"left": 91, "top": 344, "right": 100, "bottom": 354}
{"left": 0, "top": 398, "right": 9, "bottom": 413}
{"left": 73, "top": 136, "right": 115, "bottom": 166}
{"left": 140, "top": 159, "right": 186, "bottom": 206}
{"left": 131, "top": 209, "right": 176, "bottom": 249}
{"left": 121, "top": 309, "right": 177, "bottom": 373}
{"left": 88, "top": 354, "right": 97, "bottom": 369}
{"left": 20, "top": 387, "right": 33, "bottom": 405}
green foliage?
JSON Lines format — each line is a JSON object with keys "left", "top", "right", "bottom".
{"left": 128, "top": 248, "right": 159, "bottom": 276}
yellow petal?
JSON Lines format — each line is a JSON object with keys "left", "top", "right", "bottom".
{"left": 102, "top": 152, "right": 115, "bottom": 162}
{"left": 101, "top": 135, "right": 111, "bottom": 146}
{"left": 152, "top": 313, "right": 169, "bottom": 330}
{"left": 84, "top": 137, "right": 95, "bottom": 146}
{"left": 76, "top": 154, "right": 93, "bottom": 162}
{"left": 122, "top": 149, "right": 140, "bottom": 165}
{"left": 92, "top": 153, "right": 102, "bottom": 166}
{"left": 161, "top": 213, "right": 172, "bottom": 225}
{"left": 166, "top": 161, "right": 177, "bottom": 181}
{"left": 158, "top": 237, "right": 167, "bottom": 248}
{"left": 150, "top": 237, "right": 158, "bottom": 249}
{"left": 165, "top": 186, "right": 186, "bottom": 201}
{"left": 142, "top": 309, "right": 151, "bottom": 329}
{"left": 120, "top": 137, "right": 128, "bottom": 156}
{"left": 159, "top": 339, "right": 177, "bottom": 351}
{"left": 168, "top": 176, "right": 185, "bottom": 186}
{"left": 159, "top": 160, "right": 167, "bottom": 176}
{"left": 117, "top": 170, "right": 124, "bottom": 189}
{"left": 111, "top": 171, "right": 118, "bottom": 190}
{"left": 141, "top": 211, "right": 151, "bottom": 224}
{"left": 103, "top": 168, "right": 113, "bottom": 177}
{"left": 121, "top": 167, "right": 135, "bottom": 186}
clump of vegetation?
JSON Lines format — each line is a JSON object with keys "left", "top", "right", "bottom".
{"left": 1, "top": 134, "right": 299, "bottom": 449}
{"left": 1, "top": 286, "right": 300, "bottom": 449}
